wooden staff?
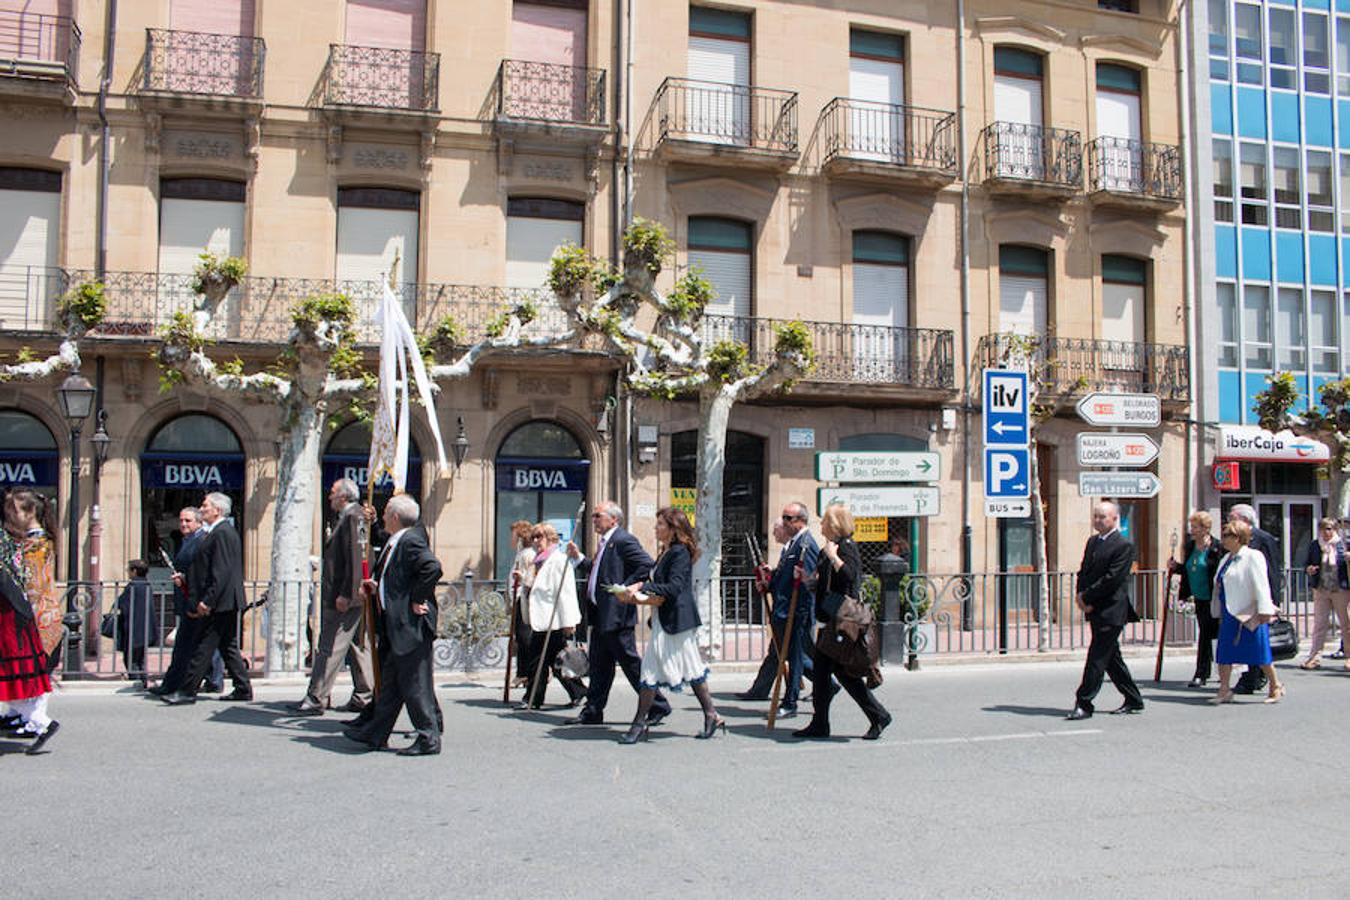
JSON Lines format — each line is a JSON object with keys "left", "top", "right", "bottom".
{"left": 766, "top": 572, "right": 802, "bottom": 730}
{"left": 746, "top": 533, "right": 782, "bottom": 662}
{"left": 360, "top": 479, "right": 381, "bottom": 696}
{"left": 524, "top": 502, "right": 586, "bottom": 708}
{"left": 1153, "top": 531, "right": 1181, "bottom": 684}
{"left": 502, "top": 570, "right": 520, "bottom": 703}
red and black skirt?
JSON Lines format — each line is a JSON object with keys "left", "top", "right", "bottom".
{"left": 0, "top": 603, "right": 52, "bottom": 701}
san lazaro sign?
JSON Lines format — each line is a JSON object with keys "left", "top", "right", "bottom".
{"left": 1215, "top": 426, "right": 1330, "bottom": 464}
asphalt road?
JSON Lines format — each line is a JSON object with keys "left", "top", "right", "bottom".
{"left": 4, "top": 658, "right": 1346, "bottom": 899}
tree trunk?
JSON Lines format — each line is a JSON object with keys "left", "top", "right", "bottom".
{"left": 693, "top": 385, "right": 736, "bottom": 660}
{"left": 1332, "top": 470, "right": 1350, "bottom": 520}
{"left": 1030, "top": 442, "right": 1051, "bottom": 652}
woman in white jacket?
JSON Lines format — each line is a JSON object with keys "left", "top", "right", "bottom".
{"left": 518, "top": 523, "right": 584, "bottom": 710}
{"left": 1211, "top": 520, "right": 1285, "bottom": 704}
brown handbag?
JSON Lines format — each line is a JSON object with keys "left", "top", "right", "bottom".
{"left": 815, "top": 594, "right": 882, "bottom": 685}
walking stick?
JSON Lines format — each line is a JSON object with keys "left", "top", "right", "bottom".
{"left": 361, "top": 482, "right": 381, "bottom": 697}
{"left": 1154, "top": 532, "right": 1180, "bottom": 684}
{"left": 524, "top": 502, "right": 586, "bottom": 708}
{"left": 766, "top": 573, "right": 802, "bottom": 730}
{"left": 746, "top": 533, "right": 782, "bottom": 662}
{"left": 503, "top": 570, "right": 520, "bottom": 703}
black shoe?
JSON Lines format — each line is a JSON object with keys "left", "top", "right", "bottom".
{"left": 340, "top": 699, "right": 368, "bottom": 714}
{"left": 862, "top": 711, "right": 893, "bottom": 741}
{"left": 145, "top": 685, "right": 171, "bottom": 697}
{"left": 291, "top": 705, "right": 323, "bottom": 717}
{"left": 564, "top": 710, "right": 603, "bottom": 725}
{"left": 1187, "top": 676, "right": 1207, "bottom": 688}
{"left": 735, "top": 691, "right": 769, "bottom": 701}
{"left": 645, "top": 708, "right": 670, "bottom": 727}
{"left": 221, "top": 687, "right": 253, "bottom": 702}
{"left": 204, "top": 683, "right": 225, "bottom": 695}
{"left": 396, "top": 736, "right": 441, "bottom": 756}
{"left": 25, "top": 720, "right": 59, "bottom": 755}
{"left": 161, "top": 691, "right": 197, "bottom": 706}
{"left": 775, "top": 704, "right": 798, "bottom": 720}
{"left": 341, "top": 713, "right": 373, "bottom": 727}
{"left": 0, "top": 713, "right": 22, "bottom": 731}
{"left": 1066, "top": 706, "right": 1092, "bottom": 721}
{"left": 696, "top": 714, "right": 726, "bottom": 739}
{"left": 618, "top": 722, "right": 649, "bottom": 745}
{"left": 342, "top": 726, "right": 385, "bottom": 751}
{"left": 792, "top": 721, "right": 830, "bottom": 739}
{"left": 1109, "top": 703, "right": 1145, "bottom": 715}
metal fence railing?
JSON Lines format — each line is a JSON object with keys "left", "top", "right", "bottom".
{"left": 324, "top": 43, "right": 439, "bottom": 111}
{"left": 976, "top": 332, "right": 1191, "bottom": 403}
{"left": 0, "top": 9, "right": 80, "bottom": 82}
{"left": 1087, "top": 136, "right": 1183, "bottom": 201}
{"left": 819, "top": 97, "right": 957, "bottom": 175}
{"left": 496, "top": 59, "right": 605, "bottom": 126}
{"left": 983, "top": 120, "right": 1083, "bottom": 189}
{"left": 654, "top": 76, "right": 798, "bottom": 154}
{"left": 143, "top": 28, "right": 265, "bottom": 99}
{"left": 53, "top": 569, "right": 1344, "bottom": 681}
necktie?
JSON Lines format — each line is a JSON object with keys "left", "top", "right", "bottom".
{"left": 588, "top": 536, "right": 607, "bottom": 601}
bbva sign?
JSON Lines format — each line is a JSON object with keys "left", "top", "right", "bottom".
{"left": 0, "top": 462, "right": 36, "bottom": 483}
{"left": 164, "top": 463, "right": 225, "bottom": 486}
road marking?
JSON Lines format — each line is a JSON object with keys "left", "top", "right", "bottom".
{"left": 744, "top": 728, "right": 1102, "bottom": 752}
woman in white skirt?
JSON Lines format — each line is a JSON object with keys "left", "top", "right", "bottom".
{"left": 617, "top": 507, "right": 724, "bottom": 744}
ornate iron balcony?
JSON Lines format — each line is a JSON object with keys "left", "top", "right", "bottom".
{"left": 0, "top": 9, "right": 80, "bottom": 84}
{"left": 496, "top": 59, "right": 605, "bottom": 126}
{"left": 704, "top": 315, "right": 955, "bottom": 390}
{"left": 977, "top": 333, "right": 1189, "bottom": 402}
{"left": 982, "top": 121, "right": 1082, "bottom": 190}
{"left": 324, "top": 43, "right": 439, "bottom": 112}
{"left": 654, "top": 77, "right": 798, "bottom": 155}
{"left": 143, "top": 29, "right": 265, "bottom": 99}
{"left": 819, "top": 98, "right": 957, "bottom": 175}
{"left": 1087, "top": 137, "right": 1183, "bottom": 201}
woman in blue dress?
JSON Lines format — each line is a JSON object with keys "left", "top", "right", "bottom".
{"left": 1211, "top": 520, "right": 1285, "bottom": 704}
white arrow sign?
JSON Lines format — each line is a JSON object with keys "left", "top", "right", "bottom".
{"left": 815, "top": 451, "right": 940, "bottom": 483}
{"left": 1076, "top": 392, "right": 1162, "bottom": 427}
{"left": 817, "top": 486, "right": 941, "bottom": 518}
{"left": 1076, "top": 432, "right": 1161, "bottom": 468}
{"left": 984, "top": 499, "right": 1031, "bottom": 518}
{"left": 1078, "top": 472, "right": 1162, "bottom": 498}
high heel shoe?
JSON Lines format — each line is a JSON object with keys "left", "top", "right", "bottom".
{"left": 696, "top": 714, "right": 726, "bottom": 739}
{"left": 618, "top": 721, "right": 649, "bottom": 745}
{"left": 1263, "top": 684, "right": 1286, "bottom": 704}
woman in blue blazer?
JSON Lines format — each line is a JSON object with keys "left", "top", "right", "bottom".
{"left": 616, "top": 507, "right": 724, "bottom": 744}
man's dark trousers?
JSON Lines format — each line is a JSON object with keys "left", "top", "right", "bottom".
{"left": 180, "top": 611, "right": 252, "bottom": 695}
{"left": 361, "top": 621, "right": 439, "bottom": 747}
{"left": 583, "top": 626, "right": 671, "bottom": 719}
{"left": 1074, "top": 622, "right": 1143, "bottom": 713}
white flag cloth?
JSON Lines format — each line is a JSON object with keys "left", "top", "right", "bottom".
{"left": 368, "top": 282, "right": 448, "bottom": 492}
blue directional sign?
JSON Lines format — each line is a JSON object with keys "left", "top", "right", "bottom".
{"left": 984, "top": 447, "right": 1031, "bottom": 500}
{"left": 983, "top": 368, "right": 1030, "bottom": 448}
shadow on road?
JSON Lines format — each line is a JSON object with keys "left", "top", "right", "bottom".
{"left": 289, "top": 733, "right": 384, "bottom": 755}
{"left": 981, "top": 704, "right": 1069, "bottom": 718}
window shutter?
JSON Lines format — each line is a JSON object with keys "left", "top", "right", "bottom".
{"left": 158, "top": 198, "right": 246, "bottom": 274}
{"left": 0, "top": 188, "right": 61, "bottom": 330}
{"left": 690, "top": 248, "right": 751, "bottom": 318}
{"left": 999, "top": 274, "right": 1047, "bottom": 335}
{"left": 335, "top": 207, "right": 419, "bottom": 284}
{"left": 505, "top": 215, "right": 582, "bottom": 290}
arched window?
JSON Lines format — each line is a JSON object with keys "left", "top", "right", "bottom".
{"left": 0, "top": 409, "right": 60, "bottom": 499}
{"left": 992, "top": 46, "right": 1046, "bottom": 179}
{"left": 141, "top": 414, "right": 246, "bottom": 564}
{"left": 494, "top": 420, "right": 589, "bottom": 578}
{"left": 1094, "top": 63, "right": 1142, "bottom": 192}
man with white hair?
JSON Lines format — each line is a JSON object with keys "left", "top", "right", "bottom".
{"left": 1067, "top": 500, "right": 1144, "bottom": 720}
{"left": 293, "top": 478, "right": 375, "bottom": 716}
{"left": 1227, "top": 504, "right": 1283, "bottom": 693}
{"left": 163, "top": 492, "right": 253, "bottom": 704}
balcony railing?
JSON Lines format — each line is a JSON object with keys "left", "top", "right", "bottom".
{"left": 143, "top": 28, "right": 265, "bottom": 99}
{"left": 704, "top": 315, "right": 955, "bottom": 390}
{"left": 496, "top": 59, "right": 605, "bottom": 126}
{"left": 324, "top": 43, "right": 439, "bottom": 111}
{"left": 0, "top": 9, "right": 80, "bottom": 83}
{"left": 654, "top": 77, "right": 798, "bottom": 154}
{"left": 977, "top": 333, "right": 1189, "bottom": 402}
{"left": 1087, "top": 137, "right": 1183, "bottom": 201}
{"left": 819, "top": 98, "right": 957, "bottom": 175}
{"left": 982, "top": 121, "right": 1082, "bottom": 190}
{"left": 0, "top": 265, "right": 64, "bottom": 332}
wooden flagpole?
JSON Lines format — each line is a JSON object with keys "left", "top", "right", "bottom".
{"left": 502, "top": 571, "right": 520, "bottom": 703}
{"left": 766, "top": 574, "right": 801, "bottom": 730}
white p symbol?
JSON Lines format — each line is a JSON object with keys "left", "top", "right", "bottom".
{"left": 991, "top": 453, "right": 1018, "bottom": 491}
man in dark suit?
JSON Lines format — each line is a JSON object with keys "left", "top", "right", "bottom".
{"left": 293, "top": 479, "right": 375, "bottom": 716}
{"left": 149, "top": 507, "right": 224, "bottom": 696}
{"left": 162, "top": 493, "right": 253, "bottom": 705}
{"left": 564, "top": 500, "right": 671, "bottom": 725}
{"left": 343, "top": 494, "right": 443, "bottom": 756}
{"left": 738, "top": 504, "right": 819, "bottom": 717}
{"left": 1228, "top": 504, "right": 1282, "bottom": 694}
{"left": 1067, "top": 501, "right": 1144, "bottom": 720}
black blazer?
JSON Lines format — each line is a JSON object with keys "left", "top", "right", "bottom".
{"left": 576, "top": 527, "right": 653, "bottom": 633}
{"left": 323, "top": 503, "right": 362, "bottom": 607}
{"left": 1175, "top": 536, "right": 1222, "bottom": 603}
{"left": 190, "top": 521, "right": 246, "bottom": 613}
{"left": 115, "top": 577, "right": 158, "bottom": 651}
{"left": 374, "top": 525, "right": 443, "bottom": 657}
{"left": 1250, "top": 526, "right": 1283, "bottom": 606}
{"left": 1301, "top": 537, "right": 1350, "bottom": 589}
{"left": 770, "top": 530, "right": 818, "bottom": 617}
{"left": 172, "top": 530, "right": 203, "bottom": 617}
{"left": 814, "top": 537, "right": 862, "bottom": 623}
{"left": 1076, "top": 530, "right": 1139, "bottom": 627}
{"left": 644, "top": 543, "right": 701, "bottom": 635}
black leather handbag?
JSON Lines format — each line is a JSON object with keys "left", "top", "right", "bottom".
{"left": 815, "top": 594, "right": 882, "bottom": 685}
{"left": 1267, "top": 618, "right": 1298, "bottom": 661}
{"left": 99, "top": 610, "right": 118, "bottom": 640}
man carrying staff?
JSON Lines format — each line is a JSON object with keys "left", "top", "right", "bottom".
{"left": 292, "top": 479, "right": 375, "bottom": 716}
{"left": 344, "top": 495, "right": 443, "bottom": 756}
{"left": 162, "top": 492, "right": 254, "bottom": 705}
{"left": 564, "top": 501, "right": 671, "bottom": 726}
{"left": 149, "top": 507, "right": 223, "bottom": 696}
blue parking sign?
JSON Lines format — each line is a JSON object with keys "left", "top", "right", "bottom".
{"left": 983, "top": 368, "right": 1030, "bottom": 448}
{"left": 984, "top": 447, "right": 1031, "bottom": 499}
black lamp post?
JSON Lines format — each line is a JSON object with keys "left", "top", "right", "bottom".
{"left": 451, "top": 416, "right": 470, "bottom": 470}
{"left": 57, "top": 372, "right": 96, "bottom": 675}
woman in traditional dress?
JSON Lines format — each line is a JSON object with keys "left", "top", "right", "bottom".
{"left": 1210, "top": 519, "right": 1285, "bottom": 705}
{"left": 617, "top": 506, "right": 723, "bottom": 744}
{"left": 0, "top": 489, "right": 62, "bottom": 753}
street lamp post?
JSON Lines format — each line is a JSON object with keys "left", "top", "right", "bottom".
{"left": 88, "top": 409, "right": 111, "bottom": 587}
{"left": 57, "top": 372, "right": 96, "bottom": 676}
